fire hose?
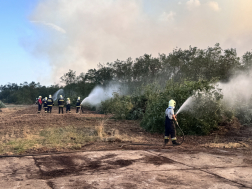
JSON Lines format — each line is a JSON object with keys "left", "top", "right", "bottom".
{"left": 175, "top": 120, "right": 185, "bottom": 145}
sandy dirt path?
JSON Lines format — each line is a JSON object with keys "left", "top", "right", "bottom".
{"left": 0, "top": 148, "right": 252, "bottom": 189}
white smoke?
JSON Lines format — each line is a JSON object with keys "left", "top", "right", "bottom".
{"left": 217, "top": 72, "right": 252, "bottom": 108}
{"left": 25, "top": 0, "right": 252, "bottom": 84}
{"left": 81, "top": 83, "right": 125, "bottom": 107}
{"left": 176, "top": 70, "right": 252, "bottom": 115}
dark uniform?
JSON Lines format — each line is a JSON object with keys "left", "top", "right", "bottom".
{"left": 47, "top": 97, "right": 54, "bottom": 113}
{"left": 58, "top": 98, "right": 64, "bottom": 114}
{"left": 164, "top": 100, "right": 179, "bottom": 146}
{"left": 76, "top": 99, "right": 81, "bottom": 113}
{"left": 165, "top": 111, "right": 176, "bottom": 140}
{"left": 43, "top": 98, "right": 48, "bottom": 113}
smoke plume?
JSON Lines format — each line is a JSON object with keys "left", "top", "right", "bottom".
{"left": 217, "top": 72, "right": 252, "bottom": 108}
{"left": 25, "top": 0, "right": 252, "bottom": 84}
{"left": 176, "top": 70, "right": 252, "bottom": 115}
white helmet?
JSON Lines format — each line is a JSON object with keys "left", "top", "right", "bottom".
{"left": 49, "top": 95, "right": 52, "bottom": 98}
{"left": 45, "top": 97, "right": 47, "bottom": 100}
{"left": 78, "top": 97, "right": 80, "bottom": 100}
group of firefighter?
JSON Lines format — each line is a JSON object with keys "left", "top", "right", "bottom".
{"left": 37, "top": 95, "right": 81, "bottom": 114}
{"left": 37, "top": 97, "right": 180, "bottom": 145}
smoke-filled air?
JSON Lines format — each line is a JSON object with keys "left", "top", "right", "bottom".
{"left": 218, "top": 72, "right": 252, "bottom": 108}
{"left": 176, "top": 70, "right": 252, "bottom": 115}
{"left": 22, "top": 0, "right": 252, "bottom": 84}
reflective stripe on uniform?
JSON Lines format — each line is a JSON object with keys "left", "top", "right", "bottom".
{"left": 59, "top": 105, "right": 64, "bottom": 107}
{"left": 48, "top": 105, "right": 52, "bottom": 106}
{"left": 59, "top": 100, "right": 64, "bottom": 101}
{"left": 76, "top": 106, "right": 81, "bottom": 108}
{"left": 171, "top": 137, "right": 177, "bottom": 141}
{"left": 164, "top": 136, "right": 169, "bottom": 139}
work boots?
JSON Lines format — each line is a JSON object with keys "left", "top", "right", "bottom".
{"left": 172, "top": 140, "right": 180, "bottom": 145}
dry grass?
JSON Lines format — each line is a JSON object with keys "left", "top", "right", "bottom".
{"left": 0, "top": 122, "right": 109, "bottom": 155}
{"left": 95, "top": 119, "right": 106, "bottom": 138}
{"left": 202, "top": 142, "right": 250, "bottom": 148}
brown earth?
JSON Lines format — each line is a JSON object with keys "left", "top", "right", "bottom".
{"left": 0, "top": 105, "right": 251, "bottom": 155}
{"left": 0, "top": 105, "right": 252, "bottom": 188}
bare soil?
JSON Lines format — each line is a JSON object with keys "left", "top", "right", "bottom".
{"left": 0, "top": 105, "right": 251, "bottom": 155}
{"left": 0, "top": 105, "right": 252, "bottom": 188}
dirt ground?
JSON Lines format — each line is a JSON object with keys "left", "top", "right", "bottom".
{"left": 0, "top": 105, "right": 252, "bottom": 188}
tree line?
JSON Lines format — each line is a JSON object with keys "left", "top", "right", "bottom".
{"left": 1, "top": 43, "right": 252, "bottom": 105}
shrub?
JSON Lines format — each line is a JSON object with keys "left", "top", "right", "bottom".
{"left": 101, "top": 93, "right": 133, "bottom": 119}
{"left": 140, "top": 80, "right": 228, "bottom": 135}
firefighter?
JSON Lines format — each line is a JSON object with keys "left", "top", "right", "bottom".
{"left": 66, "top": 98, "right": 71, "bottom": 113}
{"left": 37, "top": 96, "right": 42, "bottom": 113}
{"left": 43, "top": 97, "right": 48, "bottom": 113}
{"left": 47, "top": 95, "right": 54, "bottom": 113}
{"left": 58, "top": 95, "right": 64, "bottom": 114}
{"left": 76, "top": 97, "right": 81, "bottom": 113}
{"left": 164, "top": 99, "right": 179, "bottom": 146}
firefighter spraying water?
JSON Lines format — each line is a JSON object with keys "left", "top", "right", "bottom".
{"left": 164, "top": 99, "right": 180, "bottom": 146}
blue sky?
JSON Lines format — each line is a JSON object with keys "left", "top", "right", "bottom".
{"left": 0, "top": 0, "right": 48, "bottom": 86}
{"left": 1, "top": 0, "right": 252, "bottom": 86}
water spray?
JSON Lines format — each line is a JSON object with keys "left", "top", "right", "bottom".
{"left": 176, "top": 96, "right": 194, "bottom": 115}
{"left": 81, "top": 84, "right": 123, "bottom": 107}
{"left": 52, "top": 89, "right": 65, "bottom": 101}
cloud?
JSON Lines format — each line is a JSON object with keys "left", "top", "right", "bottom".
{"left": 159, "top": 11, "right": 176, "bottom": 22}
{"left": 30, "top": 21, "right": 66, "bottom": 33}
{"left": 208, "top": 1, "right": 221, "bottom": 11}
{"left": 186, "top": 0, "right": 201, "bottom": 10}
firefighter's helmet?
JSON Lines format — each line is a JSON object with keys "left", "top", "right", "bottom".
{"left": 168, "top": 99, "right": 176, "bottom": 108}
{"left": 49, "top": 95, "right": 52, "bottom": 98}
{"left": 78, "top": 97, "right": 80, "bottom": 100}
{"left": 45, "top": 97, "right": 47, "bottom": 100}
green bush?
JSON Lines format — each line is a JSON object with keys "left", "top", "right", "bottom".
{"left": 0, "top": 100, "right": 6, "bottom": 108}
{"left": 101, "top": 93, "right": 133, "bottom": 119}
{"left": 140, "top": 80, "right": 229, "bottom": 135}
